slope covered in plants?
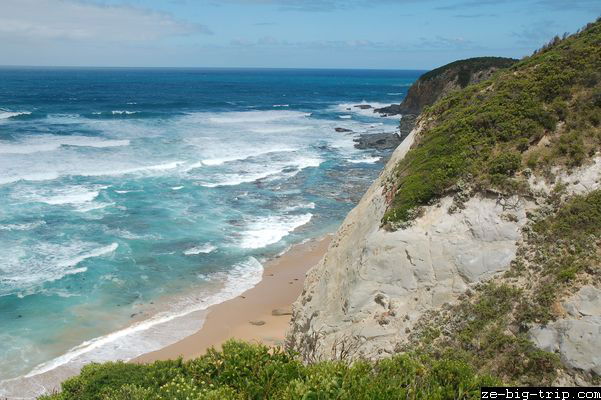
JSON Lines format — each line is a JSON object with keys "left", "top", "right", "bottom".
{"left": 383, "top": 19, "right": 601, "bottom": 227}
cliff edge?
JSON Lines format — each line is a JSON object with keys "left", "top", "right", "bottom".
{"left": 288, "top": 20, "right": 601, "bottom": 386}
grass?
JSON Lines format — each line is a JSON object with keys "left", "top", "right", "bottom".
{"left": 383, "top": 18, "right": 601, "bottom": 228}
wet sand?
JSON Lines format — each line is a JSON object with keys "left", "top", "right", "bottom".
{"left": 135, "top": 235, "right": 330, "bottom": 363}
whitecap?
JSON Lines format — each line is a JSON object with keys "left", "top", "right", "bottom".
{"left": 239, "top": 213, "right": 312, "bottom": 249}
{"left": 0, "top": 110, "right": 31, "bottom": 120}
{"left": 207, "top": 110, "right": 311, "bottom": 124}
{"left": 348, "top": 156, "right": 382, "bottom": 164}
{"left": 0, "top": 221, "right": 46, "bottom": 231}
{"left": 332, "top": 102, "right": 399, "bottom": 119}
{"left": 1, "top": 242, "right": 119, "bottom": 297}
{"left": 283, "top": 202, "right": 316, "bottom": 212}
{"left": 0, "top": 135, "right": 130, "bottom": 155}
{"left": 111, "top": 110, "right": 137, "bottom": 115}
{"left": 183, "top": 244, "right": 217, "bottom": 255}
{"left": 338, "top": 115, "right": 352, "bottom": 119}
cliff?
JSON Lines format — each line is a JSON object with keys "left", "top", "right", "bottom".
{"left": 288, "top": 19, "right": 601, "bottom": 386}
{"left": 376, "top": 57, "right": 517, "bottom": 117}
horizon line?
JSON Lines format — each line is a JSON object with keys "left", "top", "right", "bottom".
{"left": 0, "top": 64, "right": 431, "bottom": 72}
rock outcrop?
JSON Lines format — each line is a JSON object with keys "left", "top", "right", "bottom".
{"left": 530, "top": 286, "right": 601, "bottom": 380}
{"left": 288, "top": 121, "right": 534, "bottom": 360}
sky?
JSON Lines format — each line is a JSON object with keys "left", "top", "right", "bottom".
{"left": 0, "top": 0, "right": 599, "bottom": 69}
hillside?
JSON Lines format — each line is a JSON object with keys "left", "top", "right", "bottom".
{"left": 375, "top": 56, "right": 517, "bottom": 117}
{"left": 288, "top": 18, "right": 601, "bottom": 387}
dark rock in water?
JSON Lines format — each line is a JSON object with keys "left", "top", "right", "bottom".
{"left": 354, "top": 132, "right": 402, "bottom": 151}
{"left": 354, "top": 104, "right": 373, "bottom": 110}
{"left": 374, "top": 104, "right": 401, "bottom": 116}
{"left": 335, "top": 127, "right": 353, "bottom": 133}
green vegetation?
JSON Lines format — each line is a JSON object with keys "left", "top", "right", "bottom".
{"left": 40, "top": 340, "right": 498, "bottom": 400}
{"left": 406, "top": 189, "right": 601, "bottom": 385}
{"left": 419, "top": 57, "right": 517, "bottom": 88}
{"left": 383, "top": 19, "right": 601, "bottom": 227}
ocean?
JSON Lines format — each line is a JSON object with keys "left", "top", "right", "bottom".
{"left": 0, "top": 67, "right": 421, "bottom": 395}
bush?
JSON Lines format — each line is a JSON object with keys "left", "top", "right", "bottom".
{"left": 40, "top": 341, "right": 498, "bottom": 400}
{"left": 383, "top": 19, "right": 601, "bottom": 226}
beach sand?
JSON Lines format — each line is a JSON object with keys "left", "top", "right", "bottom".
{"left": 135, "top": 235, "right": 330, "bottom": 363}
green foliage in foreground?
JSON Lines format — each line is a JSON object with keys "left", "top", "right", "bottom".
{"left": 39, "top": 340, "right": 498, "bottom": 400}
{"left": 383, "top": 18, "right": 601, "bottom": 226}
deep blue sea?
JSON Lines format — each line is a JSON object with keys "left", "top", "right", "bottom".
{"left": 0, "top": 67, "right": 421, "bottom": 395}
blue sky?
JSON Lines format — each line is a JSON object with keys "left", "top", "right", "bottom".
{"left": 0, "top": 0, "right": 599, "bottom": 69}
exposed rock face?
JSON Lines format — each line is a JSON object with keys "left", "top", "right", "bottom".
{"left": 288, "top": 119, "right": 601, "bottom": 377}
{"left": 288, "top": 122, "right": 535, "bottom": 360}
{"left": 530, "top": 286, "right": 601, "bottom": 378}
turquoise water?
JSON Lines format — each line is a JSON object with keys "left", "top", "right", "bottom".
{"left": 0, "top": 68, "right": 421, "bottom": 389}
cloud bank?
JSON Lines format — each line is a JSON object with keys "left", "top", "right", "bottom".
{"left": 0, "top": 0, "right": 210, "bottom": 44}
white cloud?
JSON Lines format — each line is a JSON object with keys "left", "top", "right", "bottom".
{"left": 0, "top": 0, "right": 210, "bottom": 43}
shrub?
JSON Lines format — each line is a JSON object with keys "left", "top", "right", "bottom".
{"left": 40, "top": 341, "right": 498, "bottom": 400}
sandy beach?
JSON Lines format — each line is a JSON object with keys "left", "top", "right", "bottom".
{"left": 135, "top": 235, "right": 331, "bottom": 363}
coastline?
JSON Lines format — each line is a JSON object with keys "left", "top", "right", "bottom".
{"left": 135, "top": 235, "right": 331, "bottom": 363}
{"left": 0, "top": 235, "right": 331, "bottom": 399}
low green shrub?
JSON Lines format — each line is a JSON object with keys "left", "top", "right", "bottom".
{"left": 39, "top": 341, "right": 498, "bottom": 400}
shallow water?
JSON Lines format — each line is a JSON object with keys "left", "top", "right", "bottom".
{"left": 0, "top": 67, "right": 421, "bottom": 390}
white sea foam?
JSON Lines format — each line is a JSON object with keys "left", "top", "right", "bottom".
{"left": 56, "top": 243, "right": 118, "bottom": 269}
{"left": 0, "top": 221, "right": 46, "bottom": 231}
{"left": 207, "top": 110, "right": 311, "bottom": 124}
{"left": 199, "top": 156, "right": 322, "bottom": 188}
{"left": 1, "top": 257, "right": 264, "bottom": 398}
{"left": 240, "top": 213, "right": 312, "bottom": 249}
{"left": 333, "top": 102, "right": 399, "bottom": 119}
{"left": 171, "top": 186, "right": 184, "bottom": 191}
{"left": 78, "top": 161, "right": 185, "bottom": 177}
{"left": 0, "top": 135, "right": 130, "bottom": 155}
{"left": 273, "top": 104, "right": 289, "bottom": 107}
{"left": 348, "top": 156, "right": 382, "bottom": 164}
{"left": 14, "top": 185, "right": 108, "bottom": 208}
{"left": 338, "top": 115, "right": 352, "bottom": 119}
{"left": 1, "top": 242, "right": 118, "bottom": 297}
{"left": 0, "top": 110, "right": 31, "bottom": 120}
{"left": 183, "top": 243, "right": 217, "bottom": 255}
{"left": 283, "top": 202, "right": 316, "bottom": 212}
{"left": 111, "top": 110, "right": 137, "bottom": 115}
{"left": 200, "top": 147, "right": 296, "bottom": 167}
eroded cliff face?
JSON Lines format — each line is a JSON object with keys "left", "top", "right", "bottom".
{"left": 287, "top": 121, "right": 601, "bottom": 381}
{"left": 288, "top": 121, "right": 533, "bottom": 358}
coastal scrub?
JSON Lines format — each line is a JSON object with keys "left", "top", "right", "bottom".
{"left": 383, "top": 18, "right": 601, "bottom": 227}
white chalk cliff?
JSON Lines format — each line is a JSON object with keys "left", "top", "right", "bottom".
{"left": 287, "top": 121, "right": 601, "bottom": 379}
